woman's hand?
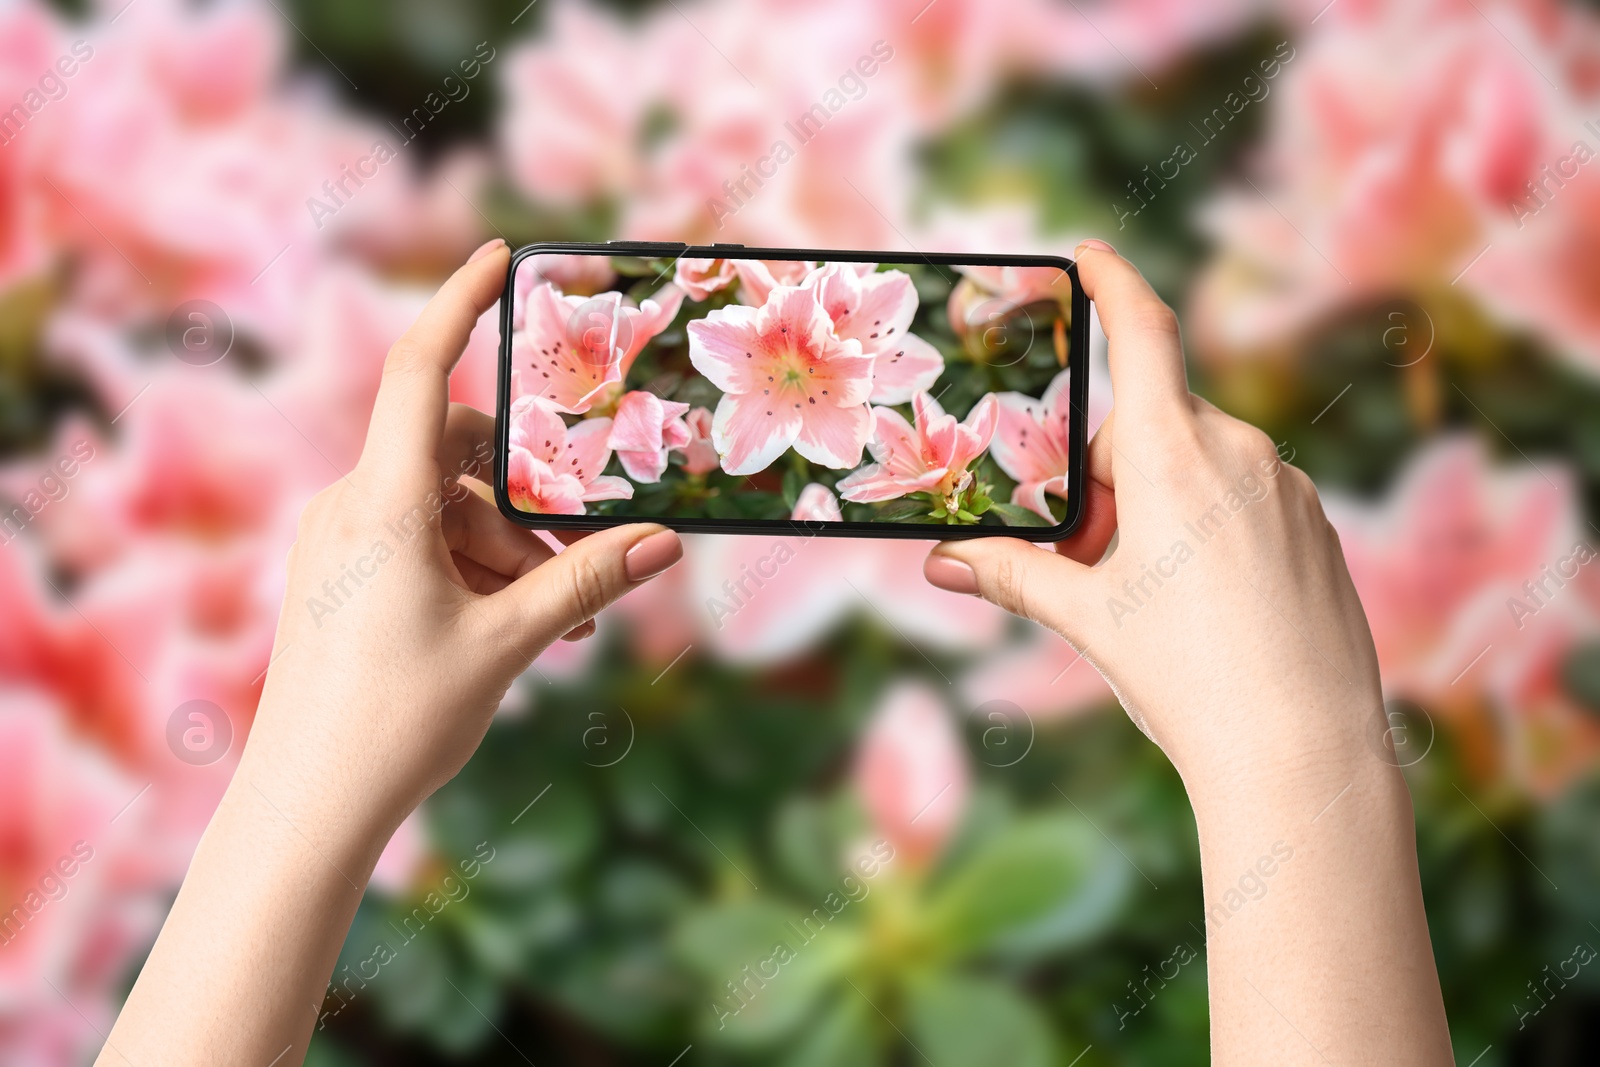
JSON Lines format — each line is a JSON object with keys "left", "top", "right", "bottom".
{"left": 926, "top": 241, "right": 1379, "bottom": 795}
{"left": 926, "top": 242, "right": 1453, "bottom": 1067}
{"left": 244, "top": 239, "right": 682, "bottom": 850}
{"left": 96, "top": 240, "right": 683, "bottom": 1067}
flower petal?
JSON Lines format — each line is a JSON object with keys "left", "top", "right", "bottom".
{"left": 563, "top": 417, "right": 616, "bottom": 485}
{"left": 712, "top": 392, "right": 801, "bottom": 476}
{"left": 792, "top": 483, "right": 844, "bottom": 522}
{"left": 687, "top": 304, "right": 767, "bottom": 394}
{"left": 508, "top": 395, "right": 569, "bottom": 464}
{"left": 792, "top": 393, "right": 872, "bottom": 469}
{"left": 868, "top": 332, "right": 944, "bottom": 404}
{"left": 515, "top": 283, "right": 623, "bottom": 414}
{"left": 582, "top": 475, "right": 635, "bottom": 502}
{"left": 608, "top": 390, "right": 669, "bottom": 453}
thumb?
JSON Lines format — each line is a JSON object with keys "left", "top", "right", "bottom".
{"left": 925, "top": 537, "right": 1099, "bottom": 638}
{"left": 479, "top": 524, "right": 682, "bottom": 655}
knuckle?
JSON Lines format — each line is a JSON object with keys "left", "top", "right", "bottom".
{"left": 988, "top": 555, "right": 1034, "bottom": 619}
{"left": 1144, "top": 417, "right": 1202, "bottom": 483}
{"left": 566, "top": 554, "right": 612, "bottom": 622}
{"left": 1228, "top": 421, "right": 1277, "bottom": 464}
{"left": 383, "top": 339, "right": 429, "bottom": 379}
{"left": 1134, "top": 301, "right": 1182, "bottom": 339}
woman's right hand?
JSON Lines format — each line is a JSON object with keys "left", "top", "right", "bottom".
{"left": 924, "top": 242, "right": 1384, "bottom": 797}
{"left": 925, "top": 243, "right": 1452, "bottom": 1067}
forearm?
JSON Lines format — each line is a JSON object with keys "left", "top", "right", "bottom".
{"left": 96, "top": 751, "right": 383, "bottom": 1066}
{"left": 1184, "top": 729, "right": 1451, "bottom": 1066}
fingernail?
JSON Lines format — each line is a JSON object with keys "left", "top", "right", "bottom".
{"left": 561, "top": 620, "right": 597, "bottom": 642}
{"left": 1075, "top": 239, "right": 1116, "bottom": 257}
{"left": 467, "top": 238, "right": 506, "bottom": 264}
{"left": 924, "top": 555, "right": 980, "bottom": 596}
{"left": 625, "top": 530, "right": 683, "bottom": 582}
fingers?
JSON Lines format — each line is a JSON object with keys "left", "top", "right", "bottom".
{"left": 478, "top": 524, "right": 682, "bottom": 657}
{"left": 1074, "top": 242, "right": 1191, "bottom": 424}
{"left": 361, "top": 240, "right": 510, "bottom": 485}
{"left": 925, "top": 537, "right": 1097, "bottom": 636}
{"left": 1052, "top": 408, "right": 1118, "bottom": 563}
{"left": 1057, "top": 476, "right": 1117, "bottom": 566}
{"left": 442, "top": 487, "right": 556, "bottom": 582}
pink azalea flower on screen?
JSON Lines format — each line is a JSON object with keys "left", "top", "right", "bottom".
{"left": 674, "top": 257, "right": 738, "bottom": 301}
{"left": 506, "top": 397, "right": 632, "bottom": 515}
{"left": 792, "top": 483, "right": 843, "bottom": 523}
{"left": 687, "top": 285, "right": 874, "bottom": 475}
{"left": 855, "top": 682, "right": 970, "bottom": 870}
{"left": 956, "top": 263, "right": 1070, "bottom": 313}
{"left": 838, "top": 392, "right": 999, "bottom": 511}
{"left": 523, "top": 252, "right": 616, "bottom": 297}
{"left": 804, "top": 263, "right": 943, "bottom": 404}
{"left": 607, "top": 390, "right": 691, "bottom": 483}
{"left": 947, "top": 263, "right": 1072, "bottom": 349}
{"left": 680, "top": 407, "right": 721, "bottom": 476}
{"left": 731, "top": 259, "right": 817, "bottom": 306}
{"left": 989, "top": 368, "right": 1074, "bottom": 520}
{"left": 513, "top": 281, "right": 684, "bottom": 414}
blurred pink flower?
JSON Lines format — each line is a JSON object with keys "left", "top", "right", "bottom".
{"left": 513, "top": 281, "right": 683, "bottom": 414}
{"left": 506, "top": 396, "right": 632, "bottom": 515}
{"left": 989, "top": 368, "right": 1074, "bottom": 520}
{"left": 500, "top": 2, "right": 656, "bottom": 204}
{"left": 960, "top": 629, "right": 1116, "bottom": 723}
{"left": 369, "top": 810, "right": 428, "bottom": 896}
{"left": 804, "top": 263, "right": 942, "bottom": 403}
{"left": 674, "top": 257, "right": 738, "bottom": 301}
{"left": 1327, "top": 437, "right": 1580, "bottom": 699}
{"left": 792, "top": 483, "right": 844, "bottom": 523}
{"left": 0, "top": 690, "right": 151, "bottom": 1067}
{"left": 687, "top": 531, "right": 1007, "bottom": 664}
{"left": 687, "top": 284, "right": 874, "bottom": 475}
{"left": 0, "top": 3, "right": 59, "bottom": 291}
{"left": 680, "top": 406, "right": 721, "bottom": 476}
{"left": 1483, "top": 599, "right": 1600, "bottom": 798}
{"left": 855, "top": 682, "right": 969, "bottom": 870}
{"left": 838, "top": 392, "right": 999, "bottom": 509}
{"left": 608, "top": 390, "right": 691, "bottom": 483}
{"left": 1190, "top": 0, "right": 1600, "bottom": 368}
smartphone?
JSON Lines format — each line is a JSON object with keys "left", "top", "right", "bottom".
{"left": 494, "top": 242, "right": 1089, "bottom": 540}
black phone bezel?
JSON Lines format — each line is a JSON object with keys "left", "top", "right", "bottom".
{"left": 493, "top": 241, "right": 1089, "bottom": 542}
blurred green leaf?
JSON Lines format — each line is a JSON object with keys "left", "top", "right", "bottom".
{"left": 903, "top": 972, "right": 1057, "bottom": 1067}
{"left": 923, "top": 816, "right": 1101, "bottom": 960}
{"left": 674, "top": 899, "right": 863, "bottom": 1048}
{"left": 780, "top": 993, "right": 880, "bottom": 1067}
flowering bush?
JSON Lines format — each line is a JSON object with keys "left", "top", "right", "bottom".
{"left": 3, "top": 0, "right": 1600, "bottom": 1064}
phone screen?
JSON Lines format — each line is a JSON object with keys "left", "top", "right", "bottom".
{"left": 497, "top": 246, "right": 1086, "bottom": 538}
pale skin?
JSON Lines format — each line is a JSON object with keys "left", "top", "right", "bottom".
{"left": 96, "top": 239, "right": 1452, "bottom": 1066}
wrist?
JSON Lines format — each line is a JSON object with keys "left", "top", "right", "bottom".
{"left": 1166, "top": 694, "right": 1404, "bottom": 828}
{"left": 228, "top": 721, "right": 401, "bottom": 882}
